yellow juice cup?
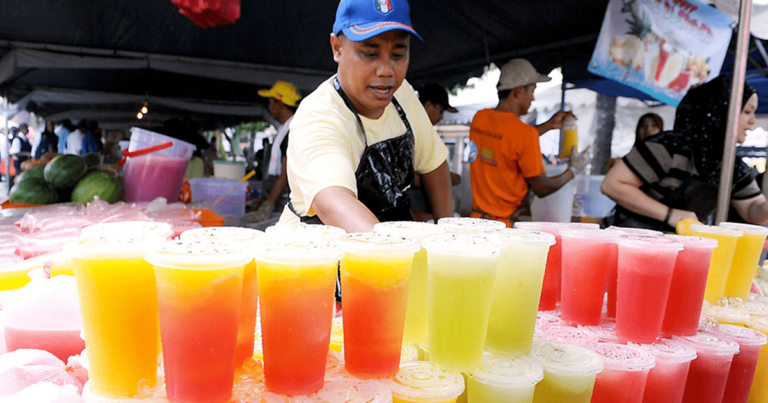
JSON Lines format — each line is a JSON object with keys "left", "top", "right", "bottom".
{"left": 422, "top": 233, "right": 505, "bottom": 373}
{"left": 485, "top": 228, "right": 554, "bottom": 357}
{"left": 373, "top": 221, "right": 446, "bottom": 345}
{"left": 689, "top": 224, "right": 742, "bottom": 304}
{"left": 384, "top": 361, "right": 465, "bottom": 403}
{"left": 66, "top": 234, "right": 164, "bottom": 398}
{"left": 719, "top": 222, "right": 768, "bottom": 300}
{"left": 467, "top": 353, "right": 543, "bottom": 403}
{"left": 747, "top": 317, "right": 768, "bottom": 403}
{"left": 559, "top": 128, "right": 578, "bottom": 158}
{"left": 436, "top": 217, "right": 506, "bottom": 233}
{"left": 531, "top": 342, "right": 604, "bottom": 403}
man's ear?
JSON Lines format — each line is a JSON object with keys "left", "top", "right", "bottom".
{"left": 331, "top": 34, "right": 343, "bottom": 62}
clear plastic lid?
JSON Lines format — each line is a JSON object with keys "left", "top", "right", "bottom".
{"left": 740, "top": 301, "right": 768, "bottom": 317}
{"left": 255, "top": 239, "right": 343, "bottom": 265}
{"left": 702, "top": 305, "right": 750, "bottom": 324}
{"left": 421, "top": 233, "right": 506, "bottom": 258}
{"left": 631, "top": 338, "right": 697, "bottom": 363}
{"left": 384, "top": 362, "right": 465, "bottom": 401}
{"left": 688, "top": 224, "right": 743, "bottom": 238}
{"left": 676, "top": 333, "right": 740, "bottom": 356}
{"left": 718, "top": 222, "right": 768, "bottom": 236}
{"left": 373, "top": 221, "right": 446, "bottom": 242}
{"left": 531, "top": 342, "right": 604, "bottom": 376}
{"left": 559, "top": 228, "right": 617, "bottom": 243}
{"left": 616, "top": 235, "right": 684, "bottom": 251}
{"left": 338, "top": 233, "right": 419, "bottom": 256}
{"left": 265, "top": 223, "right": 347, "bottom": 242}
{"left": 604, "top": 226, "right": 662, "bottom": 237}
{"left": 145, "top": 240, "right": 251, "bottom": 270}
{"left": 81, "top": 221, "right": 174, "bottom": 240}
{"left": 662, "top": 235, "right": 719, "bottom": 250}
{"left": 436, "top": 217, "right": 506, "bottom": 233}
{"left": 747, "top": 316, "right": 768, "bottom": 334}
{"left": 581, "top": 322, "right": 623, "bottom": 344}
{"left": 179, "top": 226, "right": 265, "bottom": 244}
{"left": 304, "top": 224, "right": 348, "bottom": 240}
{"left": 470, "top": 352, "right": 544, "bottom": 388}
{"left": 749, "top": 293, "right": 768, "bottom": 305}
{"left": 706, "top": 323, "right": 768, "bottom": 347}
{"left": 488, "top": 228, "right": 556, "bottom": 247}
{"left": 544, "top": 325, "right": 599, "bottom": 346}
{"left": 590, "top": 343, "right": 656, "bottom": 372}
{"left": 66, "top": 233, "right": 160, "bottom": 259}
{"left": 401, "top": 344, "right": 419, "bottom": 362}
{"left": 312, "top": 373, "right": 393, "bottom": 403}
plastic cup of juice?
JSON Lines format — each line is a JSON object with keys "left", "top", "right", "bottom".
{"left": 339, "top": 233, "right": 419, "bottom": 378}
{"left": 633, "top": 338, "right": 697, "bottom": 403}
{"left": 514, "top": 222, "right": 599, "bottom": 311}
{"left": 543, "top": 325, "right": 599, "bottom": 347}
{"left": 701, "top": 305, "right": 750, "bottom": 326}
{"left": 436, "top": 217, "right": 506, "bottom": 233}
{"left": 146, "top": 240, "right": 250, "bottom": 403}
{"left": 676, "top": 333, "right": 740, "bottom": 403}
{"left": 530, "top": 342, "right": 604, "bottom": 403}
{"left": 559, "top": 228, "right": 618, "bottom": 326}
{"left": 660, "top": 235, "right": 718, "bottom": 337}
{"left": 310, "top": 373, "right": 393, "bottom": 403}
{"left": 180, "top": 226, "right": 266, "bottom": 368}
{"left": 466, "top": 352, "right": 543, "bottom": 403}
{"left": 484, "top": 228, "right": 555, "bottom": 357}
{"left": 254, "top": 239, "right": 342, "bottom": 395}
{"left": 719, "top": 222, "right": 768, "bottom": 300}
{"left": 373, "top": 221, "right": 446, "bottom": 345}
{"left": 704, "top": 323, "right": 767, "bottom": 403}
{"left": 66, "top": 234, "right": 164, "bottom": 398}
{"left": 603, "top": 227, "right": 662, "bottom": 318}
{"left": 688, "top": 224, "right": 743, "bottom": 304}
{"left": 746, "top": 317, "right": 768, "bottom": 403}
{"left": 615, "top": 235, "right": 683, "bottom": 343}
{"left": 589, "top": 343, "right": 655, "bottom": 403}
{"left": 384, "top": 361, "right": 465, "bottom": 403}
{"left": 421, "top": 233, "right": 505, "bottom": 372}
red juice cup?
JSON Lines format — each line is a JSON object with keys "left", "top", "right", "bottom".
{"left": 589, "top": 343, "right": 656, "bottom": 403}
{"left": 604, "top": 227, "right": 662, "bottom": 319}
{"left": 615, "top": 236, "right": 683, "bottom": 344}
{"left": 660, "top": 235, "right": 718, "bottom": 337}
{"left": 633, "top": 338, "right": 697, "bottom": 403}
{"left": 677, "top": 333, "right": 740, "bottom": 403}
{"left": 559, "top": 228, "right": 617, "bottom": 326}
{"left": 146, "top": 240, "right": 250, "bottom": 403}
{"left": 704, "top": 323, "right": 767, "bottom": 403}
{"left": 255, "top": 240, "right": 342, "bottom": 396}
{"left": 543, "top": 325, "right": 599, "bottom": 347}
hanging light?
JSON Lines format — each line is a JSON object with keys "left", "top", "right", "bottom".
{"left": 137, "top": 112, "right": 144, "bottom": 119}
{"left": 141, "top": 101, "right": 149, "bottom": 115}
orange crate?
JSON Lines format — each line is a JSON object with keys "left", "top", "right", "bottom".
{"left": 194, "top": 208, "right": 225, "bottom": 227}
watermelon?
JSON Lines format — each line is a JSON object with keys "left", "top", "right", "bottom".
{"left": 44, "top": 155, "right": 87, "bottom": 189}
{"left": 71, "top": 170, "right": 123, "bottom": 204}
{"left": 9, "top": 178, "right": 58, "bottom": 204}
{"left": 23, "top": 164, "right": 47, "bottom": 181}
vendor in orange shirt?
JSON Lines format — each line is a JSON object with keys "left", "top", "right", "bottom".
{"left": 469, "top": 58, "right": 587, "bottom": 227}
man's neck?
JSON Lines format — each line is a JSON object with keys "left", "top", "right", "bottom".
{"left": 495, "top": 99, "right": 522, "bottom": 117}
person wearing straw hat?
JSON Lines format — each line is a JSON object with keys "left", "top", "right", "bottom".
{"left": 251, "top": 81, "right": 302, "bottom": 223}
{"left": 278, "top": 0, "right": 453, "bottom": 232}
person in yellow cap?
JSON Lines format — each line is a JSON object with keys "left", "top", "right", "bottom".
{"left": 251, "top": 81, "right": 302, "bottom": 223}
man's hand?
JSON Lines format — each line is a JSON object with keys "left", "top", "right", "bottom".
{"left": 536, "top": 111, "right": 576, "bottom": 135}
{"left": 567, "top": 146, "right": 589, "bottom": 175}
{"left": 251, "top": 200, "right": 275, "bottom": 223}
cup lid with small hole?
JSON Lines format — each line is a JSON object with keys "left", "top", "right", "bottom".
{"left": 531, "top": 342, "right": 604, "bottom": 376}
{"left": 470, "top": 352, "right": 544, "bottom": 388}
{"left": 384, "top": 362, "right": 465, "bottom": 401}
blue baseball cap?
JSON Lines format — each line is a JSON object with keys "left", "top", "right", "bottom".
{"left": 333, "top": 0, "right": 423, "bottom": 42}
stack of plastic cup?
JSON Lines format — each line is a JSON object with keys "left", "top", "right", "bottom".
{"left": 634, "top": 338, "right": 697, "bottom": 403}
{"left": 719, "top": 222, "right": 768, "bottom": 299}
{"left": 589, "top": 343, "right": 656, "bottom": 403}
{"left": 746, "top": 317, "right": 768, "bottom": 403}
{"left": 677, "top": 333, "right": 740, "bottom": 403}
{"left": 688, "top": 224, "right": 743, "bottom": 304}
{"left": 661, "top": 235, "right": 718, "bottom": 337}
{"left": 530, "top": 342, "right": 604, "bottom": 403}
{"left": 384, "top": 362, "right": 465, "bottom": 403}
{"left": 311, "top": 373, "right": 393, "bottom": 403}
{"left": 559, "top": 228, "right": 617, "bottom": 326}
{"left": 436, "top": 217, "right": 506, "bottom": 234}
{"left": 466, "top": 352, "right": 543, "bottom": 403}
{"left": 543, "top": 325, "right": 599, "bottom": 347}
{"left": 603, "top": 227, "right": 662, "bottom": 319}
{"left": 701, "top": 304, "right": 750, "bottom": 326}
{"left": 705, "top": 323, "right": 767, "bottom": 403}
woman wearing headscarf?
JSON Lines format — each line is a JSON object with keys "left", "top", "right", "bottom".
{"left": 601, "top": 75, "right": 764, "bottom": 231}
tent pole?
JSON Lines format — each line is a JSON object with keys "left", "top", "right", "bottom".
{"left": 3, "top": 90, "right": 9, "bottom": 195}
{"left": 559, "top": 76, "right": 566, "bottom": 156}
{"left": 715, "top": 0, "right": 752, "bottom": 224}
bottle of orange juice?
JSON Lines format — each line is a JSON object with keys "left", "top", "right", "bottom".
{"left": 559, "top": 116, "right": 578, "bottom": 158}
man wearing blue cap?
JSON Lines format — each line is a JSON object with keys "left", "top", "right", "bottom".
{"left": 280, "top": 0, "right": 453, "bottom": 231}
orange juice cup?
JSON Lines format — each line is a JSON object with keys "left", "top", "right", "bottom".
{"left": 339, "top": 233, "right": 419, "bottom": 378}
{"left": 688, "top": 224, "right": 742, "bottom": 304}
{"left": 255, "top": 240, "right": 342, "bottom": 396}
{"left": 719, "top": 222, "right": 768, "bottom": 300}
{"left": 146, "top": 240, "right": 249, "bottom": 403}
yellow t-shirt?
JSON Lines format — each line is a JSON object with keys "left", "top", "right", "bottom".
{"left": 280, "top": 77, "right": 449, "bottom": 222}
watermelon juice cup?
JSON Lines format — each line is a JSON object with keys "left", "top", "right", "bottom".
{"left": 180, "top": 226, "right": 266, "bottom": 369}
{"left": 688, "top": 224, "right": 743, "bottom": 304}
{"left": 373, "top": 221, "right": 446, "bottom": 346}
{"left": 530, "top": 342, "right": 604, "bottom": 403}
{"left": 484, "top": 228, "right": 554, "bottom": 357}
{"left": 746, "top": 317, "right": 768, "bottom": 403}
{"left": 634, "top": 338, "right": 697, "bottom": 403}
{"left": 255, "top": 239, "right": 342, "bottom": 395}
{"left": 514, "top": 222, "right": 599, "bottom": 311}
{"left": 603, "top": 227, "right": 662, "bottom": 319}
{"left": 615, "top": 236, "right": 683, "bottom": 344}
{"left": 677, "top": 333, "right": 740, "bottom": 403}
{"left": 466, "top": 353, "right": 543, "bottom": 403}
{"left": 661, "top": 235, "right": 718, "bottom": 337}
{"left": 384, "top": 361, "right": 465, "bottom": 403}
{"left": 705, "top": 323, "right": 767, "bottom": 403}
{"left": 589, "top": 343, "right": 656, "bottom": 403}
{"left": 559, "top": 228, "right": 618, "bottom": 326}
{"left": 146, "top": 240, "right": 250, "bottom": 403}
{"left": 422, "top": 233, "right": 505, "bottom": 372}
{"left": 339, "top": 233, "right": 419, "bottom": 378}
{"left": 719, "top": 222, "right": 768, "bottom": 300}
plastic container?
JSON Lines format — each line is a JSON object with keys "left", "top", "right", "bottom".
{"left": 467, "top": 353, "right": 543, "bottom": 403}
{"left": 559, "top": 116, "right": 578, "bottom": 158}
{"left": 531, "top": 164, "right": 575, "bottom": 223}
{"left": 531, "top": 342, "right": 604, "bottom": 403}
{"left": 719, "top": 222, "right": 768, "bottom": 299}
{"left": 704, "top": 323, "right": 767, "bottom": 403}
{"left": 384, "top": 362, "right": 465, "bottom": 403}
{"left": 589, "top": 343, "right": 656, "bottom": 403}
{"left": 688, "top": 224, "right": 743, "bottom": 304}
{"left": 123, "top": 128, "right": 195, "bottom": 203}
{"left": 572, "top": 175, "right": 616, "bottom": 218}
{"left": 213, "top": 159, "right": 246, "bottom": 180}
{"left": 634, "top": 338, "right": 697, "bottom": 403}
{"left": 603, "top": 227, "right": 662, "bottom": 319}
{"left": 677, "top": 333, "right": 741, "bottom": 403}
{"left": 189, "top": 177, "right": 248, "bottom": 217}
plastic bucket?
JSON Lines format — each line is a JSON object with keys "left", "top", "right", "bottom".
{"left": 123, "top": 128, "right": 196, "bottom": 202}
{"left": 531, "top": 164, "right": 575, "bottom": 223}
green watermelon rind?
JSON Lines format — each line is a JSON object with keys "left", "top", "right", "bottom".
{"left": 71, "top": 170, "right": 123, "bottom": 204}
{"left": 9, "top": 177, "right": 58, "bottom": 204}
{"left": 43, "top": 155, "right": 87, "bottom": 189}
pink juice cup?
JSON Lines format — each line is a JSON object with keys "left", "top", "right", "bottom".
{"left": 677, "top": 333, "right": 740, "bottom": 403}
{"left": 634, "top": 338, "right": 697, "bottom": 403}
{"left": 559, "top": 228, "right": 617, "bottom": 326}
{"left": 603, "top": 227, "right": 662, "bottom": 319}
{"left": 543, "top": 325, "right": 598, "bottom": 347}
{"left": 589, "top": 343, "right": 655, "bottom": 403}
{"left": 123, "top": 128, "right": 195, "bottom": 203}
{"left": 615, "top": 236, "right": 683, "bottom": 344}
{"left": 661, "top": 236, "right": 718, "bottom": 337}
{"left": 704, "top": 323, "right": 767, "bottom": 403}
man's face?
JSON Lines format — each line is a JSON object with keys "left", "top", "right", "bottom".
{"left": 331, "top": 31, "right": 410, "bottom": 119}
{"left": 520, "top": 84, "right": 536, "bottom": 115}
{"left": 424, "top": 101, "right": 445, "bottom": 125}
{"left": 267, "top": 98, "right": 280, "bottom": 120}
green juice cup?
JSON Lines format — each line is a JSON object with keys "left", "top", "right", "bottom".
{"left": 531, "top": 342, "right": 604, "bottom": 403}
{"left": 467, "top": 353, "right": 544, "bottom": 403}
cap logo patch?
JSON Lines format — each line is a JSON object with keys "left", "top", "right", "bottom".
{"left": 375, "top": 0, "right": 392, "bottom": 14}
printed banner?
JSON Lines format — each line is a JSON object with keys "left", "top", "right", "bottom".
{"left": 588, "top": 0, "right": 734, "bottom": 106}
